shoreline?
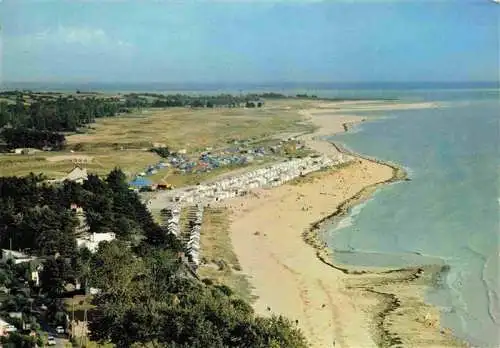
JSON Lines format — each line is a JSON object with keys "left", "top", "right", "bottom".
{"left": 226, "top": 101, "right": 467, "bottom": 347}
{"left": 301, "top": 108, "right": 467, "bottom": 347}
{"left": 300, "top": 155, "right": 461, "bottom": 347}
{"left": 303, "top": 123, "right": 410, "bottom": 276}
{"left": 300, "top": 107, "right": 467, "bottom": 347}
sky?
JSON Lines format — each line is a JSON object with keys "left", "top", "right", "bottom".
{"left": 0, "top": 0, "right": 498, "bottom": 84}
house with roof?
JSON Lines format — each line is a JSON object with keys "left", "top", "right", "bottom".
{"left": 62, "top": 166, "right": 88, "bottom": 184}
{"left": 76, "top": 232, "right": 116, "bottom": 253}
{"left": 0, "top": 249, "right": 35, "bottom": 265}
{"left": 0, "top": 250, "right": 44, "bottom": 286}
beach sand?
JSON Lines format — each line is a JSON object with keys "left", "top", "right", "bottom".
{"left": 224, "top": 102, "right": 465, "bottom": 348}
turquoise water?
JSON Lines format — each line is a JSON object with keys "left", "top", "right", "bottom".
{"left": 324, "top": 95, "right": 499, "bottom": 347}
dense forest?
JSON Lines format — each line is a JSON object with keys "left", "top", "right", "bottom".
{"left": 0, "top": 169, "right": 308, "bottom": 347}
{"left": 1, "top": 128, "right": 67, "bottom": 150}
{"left": 0, "top": 94, "right": 123, "bottom": 131}
{"left": 0, "top": 93, "right": 124, "bottom": 150}
{"left": 0, "top": 168, "right": 178, "bottom": 254}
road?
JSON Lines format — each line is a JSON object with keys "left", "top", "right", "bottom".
{"left": 38, "top": 317, "right": 68, "bottom": 347}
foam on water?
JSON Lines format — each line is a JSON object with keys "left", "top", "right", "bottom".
{"left": 332, "top": 198, "right": 372, "bottom": 232}
{"left": 333, "top": 215, "right": 354, "bottom": 231}
{"left": 483, "top": 252, "right": 500, "bottom": 325}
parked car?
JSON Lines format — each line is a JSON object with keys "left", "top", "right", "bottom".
{"left": 47, "top": 336, "right": 56, "bottom": 346}
{"left": 56, "top": 326, "right": 65, "bottom": 334}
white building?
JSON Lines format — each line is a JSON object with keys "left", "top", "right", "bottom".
{"left": 76, "top": 232, "right": 116, "bottom": 253}
{"left": 1, "top": 250, "right": 43, "bottom": 286}
{"left": 0, "top": 249, "right": 35, "bottom": 265}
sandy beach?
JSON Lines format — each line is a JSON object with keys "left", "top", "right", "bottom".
{"left": 225, "top": 101, "right": 465, "bottom": 348}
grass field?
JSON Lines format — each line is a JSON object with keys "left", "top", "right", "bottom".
{"left": 67, "top": 107, "right": 307, "bottom": 151}
{"left": 197, "top": 207, "right": 254, "bottom": 302}
{"left": 0, "top": 150, "right": 160, "bottom": 178}
{"left": 0, "top": 99, "right": 315, "bottom": 183}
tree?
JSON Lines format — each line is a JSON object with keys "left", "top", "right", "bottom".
{"left": 89, "top": 248, "right": 308, "bottom": 348}
{"left": 82, "top": 173, "right": 108, "bottom": 194}
{"left": 90, "top": 240, "right": 144, "bottom": 296}
{"left": 106, "top": 167, "right": 128, "bottom": 193}
{"left": 0, "top": 332, "right": 39, "bottom": 348}
{"left": 17, "top": 206, "right": 77, "bottom": 257}
{"left": 40, "top": 258, "right": 71, "bottom": 296}
{"left": 0, "top": 101, "right": 12, "bottom": 127}
{"left": 141, "top": 249, "right": 183, "bottom": 300}
{"left": 1, "top": 128, "right": 66, "bottom": 150}
{"left": 74, "top": 247, "right": 93, "bottom": 284}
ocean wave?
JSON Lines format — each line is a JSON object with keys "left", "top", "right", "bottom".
{"left": 486, "top": 288, "right": 500, "bottom": 325}
{"left": 445, "top": 267, "right": 470, "bottom": 332}
{"left": 334, "top": 215, "right": 353, "bottom": 231}
{"left": 441, "top": 247, "right": 500, "bottom": 345}
{"left": 402, "top": 250, "right": 449, "bottom": 264}
{"left": 483, "top": 254, "right": 500, "bottom": 325}
{"left": 463, "top": 245, "right": 489, "bottom": 261}
{"left": 330, "top": 197, "right": 373, "bottom": 233}
{"left": 401, "top": 165, "right": 414, "bottom": 179}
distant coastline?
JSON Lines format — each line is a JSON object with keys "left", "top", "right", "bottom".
{"left": 2, "top": 80, "right": 498, "bottom": 93}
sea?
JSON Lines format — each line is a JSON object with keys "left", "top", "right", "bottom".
{"left": 3, "top": 81, "right": 499, "bottom": 346}
{"left": 320, "top": 87, "right": 499, "bottom": 347}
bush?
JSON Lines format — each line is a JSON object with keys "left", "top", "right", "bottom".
{"left": 150, "top": 147, "right": 171, "bottom": 158}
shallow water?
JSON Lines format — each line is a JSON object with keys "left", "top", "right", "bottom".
{"left": 323, "top": 95, "right": 500, "bottom": 346}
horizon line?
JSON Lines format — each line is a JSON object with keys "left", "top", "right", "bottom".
{"left": 1, "top": 80, "right": 498, "bottom": 90}
{"left": 2, "top": 80, "right": 497, "bottom": 84}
